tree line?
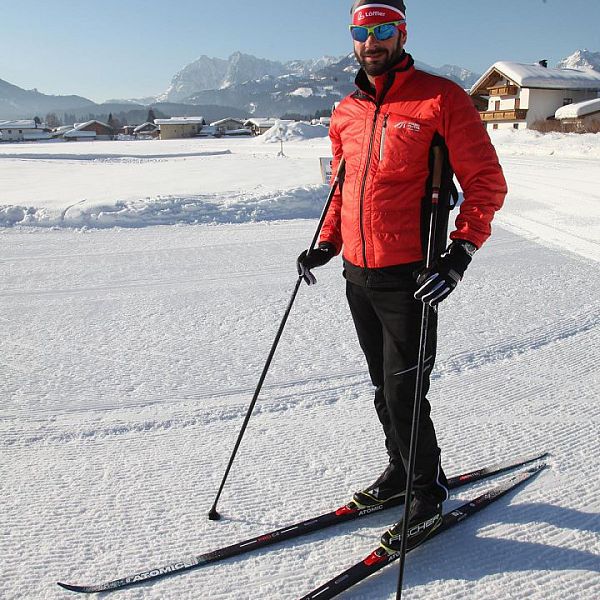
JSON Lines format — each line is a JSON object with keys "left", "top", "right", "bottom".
{"left": 38, "top": 108, "right": 161, "bottom": 129}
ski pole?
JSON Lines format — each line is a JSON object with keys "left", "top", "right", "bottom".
{"left": 208, "top": 157, "right": 346, "bottom": 521}
{"left": 396, "top": 146, "right": 443, "bottom": 598}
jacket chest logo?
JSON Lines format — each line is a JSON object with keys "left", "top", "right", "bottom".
{"left": 394, "top": 121, "right": 421, "bottom": 132}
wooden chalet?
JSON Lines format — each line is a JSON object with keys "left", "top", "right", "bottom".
{"left": 470, "top": 61, "right": 600, "bottom": 130}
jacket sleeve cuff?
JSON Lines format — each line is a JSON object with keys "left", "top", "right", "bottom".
{"left": 318, "top": 238, "right": 342, "bottom": 255}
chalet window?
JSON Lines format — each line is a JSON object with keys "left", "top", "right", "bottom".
{"left": 515, "top": 98, "right": 520, "bottom": 109}
{"left": 513, "top": 124, "right": 519, "bottom": 129}
{"left": 8, "top": 130, "right": 12, "bottom": 133}
{"left": 563, "top": 98, "right": 573, "bottom": 106}
{"left": 19, "top": 130, "right": 23, "bottom": 134}
{"left": 494, "top": 101, "right": 500, "bottom": 110}
{"left": 493, "top": 124, "right": 499, "bottom": 130}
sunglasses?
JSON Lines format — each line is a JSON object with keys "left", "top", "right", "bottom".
{"left": 349, "top": 21, "right": 404, "bottom": 43}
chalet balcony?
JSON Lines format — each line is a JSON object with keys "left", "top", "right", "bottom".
{"left": 487, "top": 85, "right": 519, "bottom": 96}
{"left": 480, "top": 109, "right": 528, "bottom": 122}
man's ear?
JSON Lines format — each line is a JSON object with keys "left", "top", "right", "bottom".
{"left": 400, "top": 31, "right": 407, "bottom": 45}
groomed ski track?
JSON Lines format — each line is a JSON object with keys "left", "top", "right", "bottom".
{"left": 1, "top": 140, "right": 599, "bottom": 599}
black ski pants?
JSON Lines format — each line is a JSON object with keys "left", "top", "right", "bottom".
{"left": 346, "top": 280, "right": 449, "bottom": 503}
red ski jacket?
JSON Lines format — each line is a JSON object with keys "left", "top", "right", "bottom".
{"left": 320, "top": 54, "right": 507, "bottom": 269}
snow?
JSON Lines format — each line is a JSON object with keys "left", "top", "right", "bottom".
{"left": 0, "top": 119, "right": 39, "bottom": 129}
{"left": 63, "top": 129, "right": 96, "bottom": 139}
{"left": 72, "top": 120, "right": 110, "bottom": 130}
{"left": 471, "top": 61, "right": 600, "bottom": 92}
{"left": 154, "top": 117, "right": 205, "bottom": 125}
{"left": 555, "top": 98, "right": 600, "bottom": 119}
{"left": 557, "top": 49, "right": 600, "bottom": 72}
{"left": 261, "top": 121, "right": 330, "bottom": 144}
{"left": 289, "top": 87, "right": 314, "bottom": 97}
{"left": 0, "top": 130, "right": 599, "bottom": 600}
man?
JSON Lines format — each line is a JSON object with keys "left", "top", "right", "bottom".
{"left": 297, "top": 0, "right": 507, "bottom": 552}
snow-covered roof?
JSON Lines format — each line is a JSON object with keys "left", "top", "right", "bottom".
{"left": 63, "top": 129, "right": 97, "bottom": 138}
{"left": 133, "top": 122, "right": 159, "bottom": 132}
{"left": 210, "top": 118, "right": 245, "bottom": 126}
{"left": 0, "top": 119, "right": 40, "bottom": 130}
{"left": 244, "top": 118, "right": 294, "bottom": 127}
{"left": 72, "top": 120, "right": 111, "bottom": 131}
{"left": 555, "top": 98, "right": 600, "bottom": 119}
{"left": 471, "top": 61, "right": 600, "bottom": 93}
{"left": 154, "top": 117, "right": 204, "bottom": 125}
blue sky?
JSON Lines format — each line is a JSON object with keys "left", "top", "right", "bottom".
{"left": 1, "top": 0, "right": 598, "bottom": 102}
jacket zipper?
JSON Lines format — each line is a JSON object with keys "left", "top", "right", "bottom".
{"left": 358, "top": 105, "right": 382, "bottom": 269}
{"left": 379, "top": 114, "right": 389, "bottom": 162}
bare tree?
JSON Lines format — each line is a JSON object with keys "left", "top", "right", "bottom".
{"left": 45, "top": 113, "right": 62, "bottom": 128}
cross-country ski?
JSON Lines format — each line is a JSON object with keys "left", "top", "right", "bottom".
{"left": 56, "top": 453, "right": 546, "bottom": 593}
{"left": 298, "top": 465, "right": 547, "bottom": 600}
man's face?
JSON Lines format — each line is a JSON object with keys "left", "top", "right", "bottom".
{"left": 354, "top": 27, "right": 406, "bottom": 77}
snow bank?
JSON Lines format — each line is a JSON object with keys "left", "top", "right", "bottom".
{"left": 260, "top": 120, "right": 329, "bottom": 143}
{"left": 0, "top": 186, "right": 328, "bottom": 228}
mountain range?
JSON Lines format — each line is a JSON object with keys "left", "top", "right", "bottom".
{"left": 1, "top": 50, "right": 598, "bottom": 122}
{"left": 556, "top": 49, "right": 600, "bottom": 71}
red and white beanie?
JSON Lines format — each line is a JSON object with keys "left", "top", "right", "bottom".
{"left": 351, "top": 1, "right": 407, "bottom": 33}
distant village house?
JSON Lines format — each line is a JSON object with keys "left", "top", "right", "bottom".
{"left": 210, "top": 118, "right": 246, "bottom": 136}
{"left": 470, "top": 60, "right": 600, "bottom": 130}
{"left": 133, "top": 122, "right": 159, "bottom": 138}
{"left": 63, "top": 120, "right": 115, "bottom": 141}
{"left": 0, "top": 119, "right": 51, "bottom": 142}
{"left": 155, "top": 117, "right": 205, "bottom": 140}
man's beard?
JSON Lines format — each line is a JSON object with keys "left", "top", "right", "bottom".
{"left": 355, "top": 40, "right": 404, "bottom": 77}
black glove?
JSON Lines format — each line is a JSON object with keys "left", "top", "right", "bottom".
{"left": 296, "top": 242, "right": 336, "bottom": 285}
{"left": 414, "top": 240, "right": 477, "bottom": 306}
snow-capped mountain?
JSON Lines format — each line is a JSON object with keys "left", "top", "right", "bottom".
{"left": 160, "top": 51, "right": 481, "bottom": 116}
{"left": 557, "top": 49, "right": 600, "bottom": 72}
{"left": 158, "top": 53, "right": 287, "bottom": 102}
{"left": 157, "top": 54, "right": 228, "bottom": 102}
{"left": 285, "top": 56, "right": 344, "bottom": 77}
{"left": 433, "top": 64, "right": 480, "bottom": 88}
{"left": 159, "top": 52, "right": 345, "bottom": 103}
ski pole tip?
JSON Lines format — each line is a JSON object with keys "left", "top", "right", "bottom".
{"left": 208, "top": 508, "right": 221, "bottom": 521}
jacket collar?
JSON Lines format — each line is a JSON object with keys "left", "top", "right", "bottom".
{"left": 354, "top": 52, "right": 415, "bottom": 103}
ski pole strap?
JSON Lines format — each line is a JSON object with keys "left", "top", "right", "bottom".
{"left": 425, "top": 145, "right": 444, "bottom": 268}
{"left": 431, "top": 145, "right": 443, "bottom": 205}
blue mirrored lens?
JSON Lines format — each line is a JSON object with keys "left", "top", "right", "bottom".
{"left": 374, "top": 24, "right": 396, "bottom": 40}
{"left": 350, "top": 26, "right": 369, "bottom": 43}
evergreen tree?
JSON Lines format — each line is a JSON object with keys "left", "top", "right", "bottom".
{"left": 107, "top": 112, "right": 121, "bottom": 131}
{"left": 147, "top": 107, "right": 156, "bottom": 123}
{"left": 314, "top": 108, "right": 332, "bottom": 119}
